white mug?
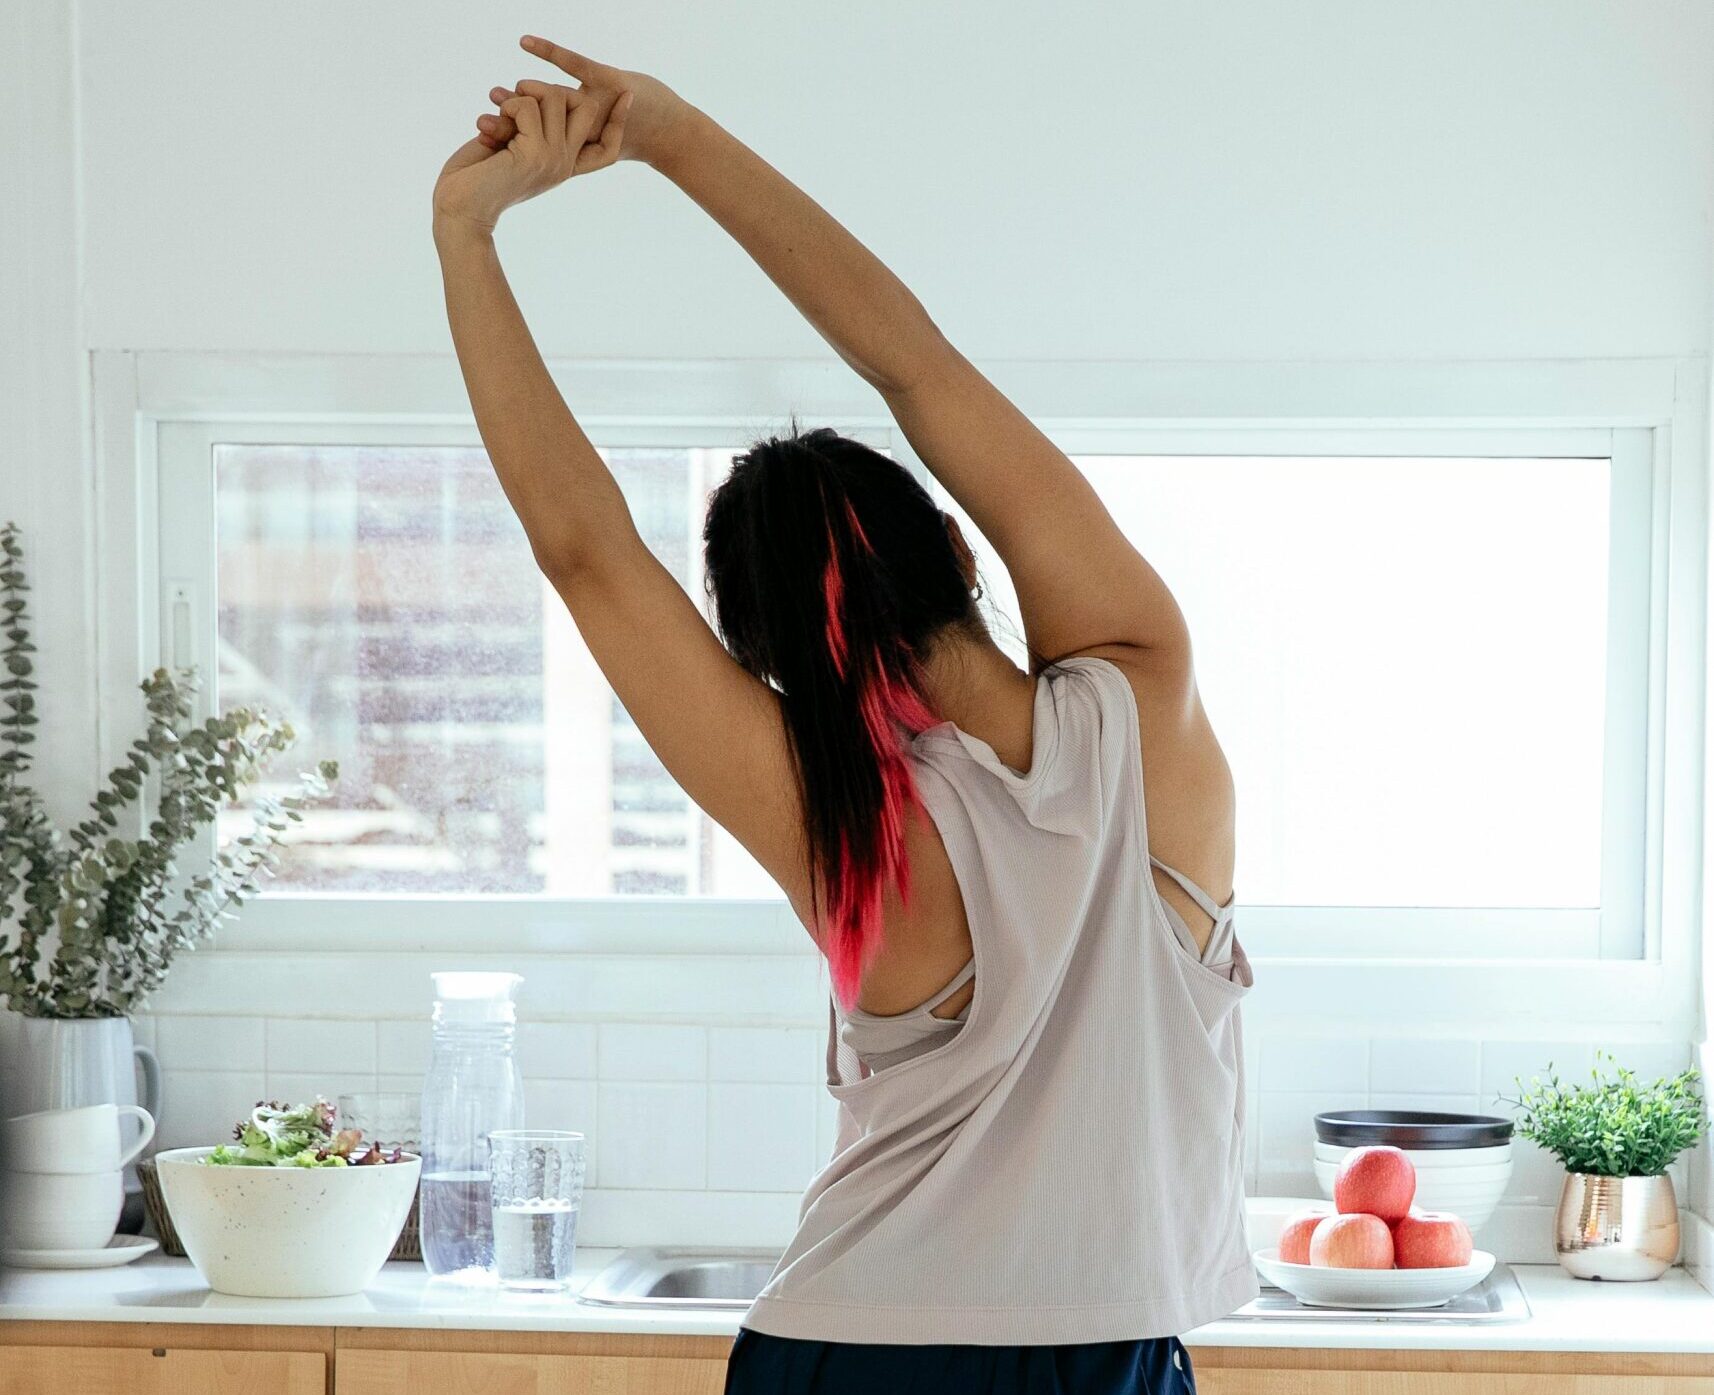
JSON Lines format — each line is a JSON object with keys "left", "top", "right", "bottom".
{"left": 0, "top": 1168, "right": 123, "bottom": 1251}
{"left": 1, "top": 1104, "right": 156, "bottom": 1175}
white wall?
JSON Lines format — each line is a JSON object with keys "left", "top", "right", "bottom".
{"left": 4, "top": 1, "right": 1713, "bottom": 1253}
{"left": 79, "top": 0, "right": 1713, "bottom": 363}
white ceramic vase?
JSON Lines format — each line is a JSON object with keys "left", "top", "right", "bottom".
{"left": 6, "top": 1016, "right": 162, "bottom": 1191}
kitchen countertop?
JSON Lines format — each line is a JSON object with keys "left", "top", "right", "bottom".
{"left": 2, "top": 1253, "right": 1711, "bottom": 1353}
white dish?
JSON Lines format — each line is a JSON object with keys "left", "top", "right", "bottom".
{"left": 1252, "top": 1247, "right": 1496, "bottom": 1310}
{"left": 1312, "top": 1155, "right": 1511, "bottom": 1230}
{"left": 156, "top": 1146, "right": 420, "bottom": 1299}
{"left": 2, "top": 1234, "right": 158, "bottom": 1270}
{"left": 1313, "top": 1141, "right": 1512, "bottom": 1168}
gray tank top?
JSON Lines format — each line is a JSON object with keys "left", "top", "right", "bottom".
{"left": 743, "top": 656, "right": 1258, "bottom": 1345}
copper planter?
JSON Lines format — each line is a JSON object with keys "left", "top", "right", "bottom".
{"left": 1553, "top": 1171, "right": 1679, "bottom": 1280}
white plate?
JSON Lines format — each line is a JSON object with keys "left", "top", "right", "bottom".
{"left": 1252, "top": 1247, "right": 1495, "bottom": 1310}
{"left": 2, "top": 1234, "right": 159, "bottom": 1270}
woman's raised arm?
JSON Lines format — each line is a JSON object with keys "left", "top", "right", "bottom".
{"left": 500, "top": 39, "right": 1192, "bottom": 670}
{"left": 431, "top": 87, "right": 809, "bottom": 905}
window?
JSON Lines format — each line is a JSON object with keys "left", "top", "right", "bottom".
{"left": 941, "top": 433, "right": 1653, "bottom": 959}
{"left": 208, "top": 441, "right": 776, "bottom": 899}
{"left": 154, "top": 416, "right": 1658, "bottom": 962}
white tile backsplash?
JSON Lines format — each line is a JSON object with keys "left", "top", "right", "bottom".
{"left": 599, "top": 1024, "right": 707, "bottom": 1082}
{"left": 158, "top": 1014, "right": 265, "bottom": 1073}
{"left": 377, "top": 1020, "right": 432, "bottom": 1075}
{"left": 129, "top": 988, "right": 1696, "bottom": 1259}
{"left": 264, "top": 1019, "right": 377, "bottom": 1076}
{"left": 1257, "top": 1034, "right": 1368, "bottom": 1093}
{"left": 1369, "top": 1037, "right": 1481, "bottom": 1095}
{"left": 710, "top": 1027, "right": 823, "bottom": 1083}
{"left": 518, "top": 1022, "right": 599, "bottom": 1080}
{"left": 708, "top": 1083, "right": 818, "bottom": 1192}
{"left": 597, "top": 1083, "right": 707, "bottom": 1189}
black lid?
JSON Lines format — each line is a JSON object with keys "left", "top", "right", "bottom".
{"left": 1313, "top": 1109, "right": 1513, "bottom": 1150}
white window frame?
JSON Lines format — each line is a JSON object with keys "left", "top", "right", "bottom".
{"left": 92, "top": 351, "right": 1707, "bottom": 1037}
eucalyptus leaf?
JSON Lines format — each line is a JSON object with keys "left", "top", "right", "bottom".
{"left": 0, "top": 522, "right": 337, "bottom": 1017}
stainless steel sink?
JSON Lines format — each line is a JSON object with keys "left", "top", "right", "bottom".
{"left": 579, "top": 1247, "right": 782, "bottom": 1310}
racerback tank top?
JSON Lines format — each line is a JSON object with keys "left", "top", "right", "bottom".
{"left": 741, "top": 655, "right": 1258, "bottom": 1345}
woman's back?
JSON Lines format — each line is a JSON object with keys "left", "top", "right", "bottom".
{"left": 743, "top": 656, "right": 1256, "bottom": 1346}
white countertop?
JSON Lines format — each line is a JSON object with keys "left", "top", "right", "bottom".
{"left": 2, "top": 1253, "right": 1711, "bottom": 1354}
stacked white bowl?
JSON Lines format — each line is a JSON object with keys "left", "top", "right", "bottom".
{"left": 1311, "top": 1110, "right": 1513, "bottom": 1233}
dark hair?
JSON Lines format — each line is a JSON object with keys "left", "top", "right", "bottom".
{"left": 704, "top": 427, "right": 976, "bottom": 1006}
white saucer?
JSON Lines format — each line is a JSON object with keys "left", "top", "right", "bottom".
{"left": 2, "top": 1234, "right": 159, "bottom": 1270}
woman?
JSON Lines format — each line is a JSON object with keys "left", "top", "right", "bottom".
{"left": 432, "top": 36, "right": 1255, "bottom": 1394}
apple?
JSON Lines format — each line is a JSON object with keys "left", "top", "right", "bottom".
{"left": 1393, "top": 1211, "right": 1473, "bottom": 1269}
{"left": 1278, "top": 1208, "right": 1330, "bottom": 1265}
{"left": 1333, "top": 1145, "right": 1416, "bottom": 1223}
{"left": 1309, "top": 1213, "right": 1395, "bottom": 1269}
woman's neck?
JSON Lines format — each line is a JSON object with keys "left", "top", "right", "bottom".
{"left": 920, "top": 631, "right": 1038, "bottom": 771}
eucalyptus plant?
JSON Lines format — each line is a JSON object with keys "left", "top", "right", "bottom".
{"left": 1504, "top": 1051, "right": 1706, "bottom": 1179}
{"left": 0, "top": 522, "right": 336, "bottom": 1018}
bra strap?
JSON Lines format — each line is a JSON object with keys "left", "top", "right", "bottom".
{"left": 1149, "top": 855, "right": 1233, "bottom": 922}
{"left": 925, "top": 957, "right": 976, "bottom": 1013}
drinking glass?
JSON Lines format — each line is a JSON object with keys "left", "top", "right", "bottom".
{"left": 488, "top": 1130, "right": 585, "bottom": 1292}
{"left": 336, "top": 1093, "right": 422, "bottom": 1152}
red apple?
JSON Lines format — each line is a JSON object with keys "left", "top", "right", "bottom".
{"left": 1333, "top": 1145, "right": 1416, "bottom": 1223}
{"left": 1392, "top": 1211, "right": 1473, "bottom": 1269}
{"left": 1278, "top": 1208, "right": 1330, "bottom": 1265}
{"left": 1309, "top": 1212, "right": 1395, "bottom": 1269}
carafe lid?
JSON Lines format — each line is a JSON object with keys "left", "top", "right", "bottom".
{"left": 431, "top": 971, "right": 523, "bottom": 1024}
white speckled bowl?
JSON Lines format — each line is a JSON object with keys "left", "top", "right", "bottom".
{"left": 155, "top": 1146, "right": 420, "bottom": 1298}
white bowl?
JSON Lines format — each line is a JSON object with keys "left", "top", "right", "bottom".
{"left": 156, "top": 1146, "right": 420, "bottom": 1298}
{"left": 1312, "top": 1149, "right": 1512, "bottom": 1232}
{"left": 1313, "top": 1141, "right": 1512, "bottom": 1169}
{"left": 1252, "top": 1247, "right": 1495, "bottom": 1310}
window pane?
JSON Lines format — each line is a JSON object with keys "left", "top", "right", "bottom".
{"left": 214, "top": 443, "right": 777, "bottom": 897}
{"left": 958, "top": 455, "right": 1611, "bottom": 909}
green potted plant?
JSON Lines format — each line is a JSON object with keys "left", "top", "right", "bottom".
{"left": 0, "top": 521, "right": 336, "bottom": 1144}
{"left": 1505, "top": 1052, "right": 1706, "bottom": 1281}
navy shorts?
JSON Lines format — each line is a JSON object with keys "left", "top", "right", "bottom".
{"left": 724, "top": 1328, "right": 1197, "bottom": 1394}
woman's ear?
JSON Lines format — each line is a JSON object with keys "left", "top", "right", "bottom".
{"left": 943, "top": 512, "right": 979, "bottom": 592}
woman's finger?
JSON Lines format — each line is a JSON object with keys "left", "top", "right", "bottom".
{"left": 576, "top": 89, "right": 631, "bottom": 173}
{"left": 515, "top": 78, "right": 577, "bottom": 101}
{"left": 481, "top": 88, "right": 518, "bottom": 145}
{"left": 520, "top": 34, "right": 594, "bottom": 81}
{"left": 565, "top": 88, "right": 605, "bottom": 152}
{"left": 539, "top": 83, "right": 568, "bottom": 154}
{"left": 500, "top": 93, "right": 543, "bottom": 141}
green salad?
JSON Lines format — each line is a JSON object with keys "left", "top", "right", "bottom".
{"left": 202, "top": 1097, "right": 406, "bottom": 1168}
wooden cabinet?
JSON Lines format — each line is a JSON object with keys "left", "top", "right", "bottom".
{"left": 0, "top": 1327, "right": 329, "bottom": 1395}
{"left": 3, "top": 1322, "right": 1711, "bottom": 1394}
{"left": 1188, "top": 1346, "right": 1714, "bottom": 1395}
{"left": 334, "top": 1330, "right": 732, "bottom": 1395}
{"left": 1197, "top": 1374, "right": 1709, "bottom": 1394}
{"left": 337, "top": 1349, "right": 727, "bottom": 1395}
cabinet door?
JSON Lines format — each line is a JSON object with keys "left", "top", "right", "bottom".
{"left": 0, "top": 1345, "right": 324, "bottom": 1395}
{"left": 336, "top": 1349, "right": 728, "bottom": 1395}
{"left": 1195, "top": 1372, "right": 1714, "bottom": 1395}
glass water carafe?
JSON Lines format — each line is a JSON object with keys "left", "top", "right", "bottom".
{"left": 419, "top": 971, "right": 525, "bottom": 1279}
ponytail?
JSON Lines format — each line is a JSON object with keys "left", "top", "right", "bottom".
{"left": 703, "top": 429, "right": 975, "bottom": 1008}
